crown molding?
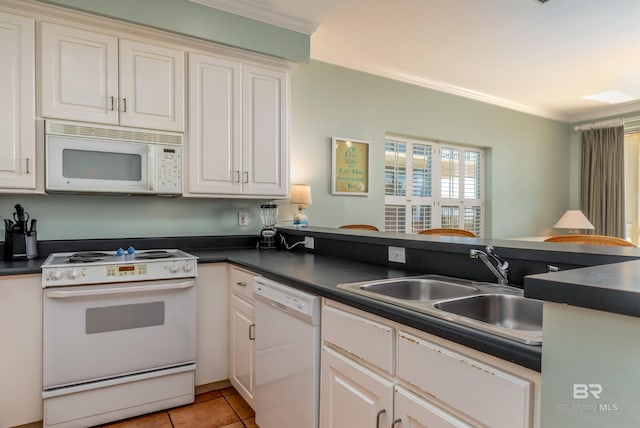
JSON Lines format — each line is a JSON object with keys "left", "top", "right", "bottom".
{"left": 189, "top": 0, "right": 319, "bottom": 35}
{"left": 567, "top": 100, "right": 640, "bottom": 124}
{"left": 311, "top": 45, "right": 570, "bottom": 123}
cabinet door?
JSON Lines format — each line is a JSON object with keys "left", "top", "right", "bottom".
{"left": 394, "top": 386, "right": 473, "bottom": 428}
{"left": 195, "top": 264, "right": 228, "bottom": 386}
{"left": 41, "top": 23, "right": 118, "bottom": 124}
{"left": 187, "top": 53, "right": 241, "bottom": 194}
{"left": 0, "top": 12, "right": 35, "bottom": 190}
{"left": 321, "top": 346, "right": 394, "bottom": 428}
{"left": 0, "top": 274, "right": 42, "bottom": 427}
{"left": 397, "top": 330, "right": 533, "bottom": 428}
{"left": 119, "top": 39, "right": 185, "bottom": 131}
{"left": 229, "top": 293, "right": 255, "bottom": 407}
{"left": 241, "top": 65, "right": 288, "bottom": 196}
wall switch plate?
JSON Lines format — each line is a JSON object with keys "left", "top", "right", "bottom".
{"left": 304, "top": 236, "right": 315, "bottom": 249}
{"left": 238, "top": 211, "right": 248, "bottom": 226}
{"left": 388, "top": 246, "right": 406, "bottom": 263}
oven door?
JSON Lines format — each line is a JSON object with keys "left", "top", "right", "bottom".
{"left": 46, "top": 135, "right": 151, "bottom": 194}
{"left": 43, "top": 279, "right": 196, "bottom": 390}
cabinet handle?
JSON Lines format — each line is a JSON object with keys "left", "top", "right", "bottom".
{"left": 242, "top": 171, "right": 249, "bottom": 183}
{"left": 391, "top": 418, "right": 401, "bottom": 427}
{"left": 25, "top": 158, "right": 30, "bottom": 174}
{"left": 122, "top": 97, "right": 127, "bottom": 112}
{"left": 376, "top": 409, "right": 386, "bottom": 428}
{"left": 236, "top": 281, "right": 247, "bottom": 287}
{"left": 249, "top": 324, "right": 255, "bottom": 340}
{"left": 233, "top": 171, "right": 240, "bottom": 183}
{"left": 110, "top": 96, "right": 115, "bottom": 111}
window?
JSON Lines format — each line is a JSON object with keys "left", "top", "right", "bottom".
{"left": 385, "top": 135, "right": 485, "bottom": 236}
{"left": 624, "top": 128, "right": 640, "bottom": 244}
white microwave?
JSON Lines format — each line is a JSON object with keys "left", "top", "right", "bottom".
{"left": 45, "top": 120, "right": 183, "bottom": 195}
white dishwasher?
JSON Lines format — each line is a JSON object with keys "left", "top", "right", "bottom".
{"left": 254, "top": 276, "right": 321, "bottom": 428}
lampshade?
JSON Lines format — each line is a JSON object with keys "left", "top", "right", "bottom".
{"left": 553, "top": 210, "right": 595, "bottom": 230}
{"left": 290, "top": 184, "right": 312, "bottom": 207}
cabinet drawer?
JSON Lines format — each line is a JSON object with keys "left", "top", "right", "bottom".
{"left": 229, "top": 267, "right": 256, "bottom": 302}
{"left": 323, "top": 303, "right": 394, "bottom": 375}
{"left": 397, "top": 331, "right": 532, "bottom": 428}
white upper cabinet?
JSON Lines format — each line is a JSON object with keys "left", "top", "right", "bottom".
{"left": 186, "top": 53, "right": 289, "bottom": 197}
{"left": 241, "top": 65, "right": 288, "bottom": 196}
{"left": 118, "top": 39, "right": 185, "bottom": 131}
{"left": 187, "top": 53, "right": 242, "bottom": 194}
{"left": 0, "top": 12, "right": 37, "bottom": 191}
{"left": 40, "top": 23, "right": 184, "bottom": 132}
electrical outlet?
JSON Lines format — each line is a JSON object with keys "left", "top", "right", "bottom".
{"left": 238, "top": 211, "right": 248, "bottom": 226}
{"left": 304, "top": 236, "right": 315, "bottom": 249}
{"left": 388, "top": 246, "right": 406, "bottom": 263}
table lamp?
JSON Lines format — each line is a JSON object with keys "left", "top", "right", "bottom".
{"left": 553, "top": 210, "right": 595, "bottom": 234}
{"left": 291, "top": 184, "right": 312, "bottom": 227}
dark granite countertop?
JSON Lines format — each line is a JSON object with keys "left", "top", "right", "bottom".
{"left": 524, "top": 260, "right": 640, "bottom": 318}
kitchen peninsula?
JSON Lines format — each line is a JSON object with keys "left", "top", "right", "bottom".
{"left": 2, "top": 227, "right": 640, "bottom": 427}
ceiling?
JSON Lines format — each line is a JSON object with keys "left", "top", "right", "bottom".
{"left": 193, "top": 0, "right": 640, "bottom": 123}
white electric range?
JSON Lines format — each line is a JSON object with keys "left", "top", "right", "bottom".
{"left": 41, "top": 248, "right": 198, "bottom": 428}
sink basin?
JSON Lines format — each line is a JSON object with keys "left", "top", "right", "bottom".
{"left": 434, "top": 294, "right": 542, "bottom": 331}
{"left": 359, "top": 278, "right": 478, "bottom": 301}
{"left": 337, "top": 275, "right": 543, "bottom": 345}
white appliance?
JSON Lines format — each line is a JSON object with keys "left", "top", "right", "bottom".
{"left": 45, "top": 120, "right": 183, "bottom": 195}
{"left": 41, "top": 249, "right": 197, "bottom": 428}
{"left": 253, "top": 276, "right": 321, "bottom": 428}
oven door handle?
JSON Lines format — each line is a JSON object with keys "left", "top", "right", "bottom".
{"left": 45, "top": 280, "right": 195, "bottom": 299}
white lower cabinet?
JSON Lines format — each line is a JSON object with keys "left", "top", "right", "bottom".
{"left": 228, "top": 266, "right": 257, "bottom": 408}
{"left": 320, "top": 300, "right": 540, "bottom": 428}
{"left": 394, "top": 385, "right": 472, "bottom": 428}
{"left": 320, "top": 346, "right": 393, "bottom": 428}
{"left": 195, "top": 264, "right": 229, "bottom": 386}
{"left": 0, "top": 274, "right": 43, "bottom": 428}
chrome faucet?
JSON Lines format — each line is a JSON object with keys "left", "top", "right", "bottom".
{"left": 470, "top": 245, "right": 509, "bottom": 285}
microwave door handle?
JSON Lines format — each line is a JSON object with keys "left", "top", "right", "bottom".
{"left": 45, "top": 280, "right": 194, "bottom": 299}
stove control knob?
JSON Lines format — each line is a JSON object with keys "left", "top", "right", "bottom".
{"left": 49, "top": 270, "right": 63, "bottom": 281}
{"left": 183, "top": 262, "right": 193, "bottom": 272}
{"left": 169, "top": 262, "right": 180, "bottom": 273}
{"left": 69, "top": 269, "right": 80, "bottom": 279}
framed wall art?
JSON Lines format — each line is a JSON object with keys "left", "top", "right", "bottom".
{"left": 331, "top": 137, "right": 370, "bottom": 196}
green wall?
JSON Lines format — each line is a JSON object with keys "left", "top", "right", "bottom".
{"left": 291, "top": 61, "right": 571, "bottom": 238}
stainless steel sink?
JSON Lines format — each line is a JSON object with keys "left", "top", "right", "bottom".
{"left": 434, "top": 294, "right": 542, "bottom": 331}
{"left": 359, "top": 278, "right": 478, "bottom": 301}
{"left": 337, "top": 275, "right": 543, "bottom": 345}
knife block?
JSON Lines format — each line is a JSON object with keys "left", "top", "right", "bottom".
{"left": 3, "top": 231, "right": 38, "bottom": 260}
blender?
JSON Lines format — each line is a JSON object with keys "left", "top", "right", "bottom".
{"left": 258, "top": 202, "right": 279, "bottom": 249}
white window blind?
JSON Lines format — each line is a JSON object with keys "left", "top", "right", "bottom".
{"left": 385, "top": 136, "right": 485, "bottom": 236}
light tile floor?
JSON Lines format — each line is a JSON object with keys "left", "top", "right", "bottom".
{"left": 98, "top": 386, "right": 257, "bottom": 428}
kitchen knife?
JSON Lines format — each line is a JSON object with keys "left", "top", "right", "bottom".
{"left": 29, "top": 219, "right": 37, "bottom": 234}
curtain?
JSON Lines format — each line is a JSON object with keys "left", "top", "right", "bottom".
{"left": 580, "top": 126, "right": 625, "bottom": 237}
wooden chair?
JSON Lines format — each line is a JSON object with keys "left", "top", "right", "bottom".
{"left": 339, "top": 224, "right": 380, "bottom": 231}
{"left": 418, "top": 228, "right": 476, "bottom": 237}
{"left": 544, "top": 234, "right": 635, "bottom": 247}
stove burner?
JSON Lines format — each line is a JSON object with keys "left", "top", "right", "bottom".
{"left": 135, "top": 250, "right": 176, "bottom": 260}
{"left": 65, "top": 252, "right": 110, "bottom": 264}
{"left": 71, "top": 252, "right": 110, "bottom": 258}
{"left": 66, "top": 257, "right": 103, "bottom": 263}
